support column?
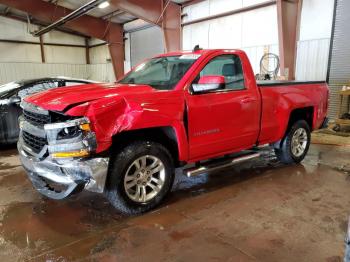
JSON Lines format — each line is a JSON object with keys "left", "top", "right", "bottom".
{"left": 107, "top": 24, "right": 125, "bottom": 80}
{"left": 85, "top": 38, "right": 90, "bottom": 64}
{"left": 162, "top": 0, "right": 181, "bottom": 52}
{"left": 39, "top": 35, "right": 45, "bottom": 63}
{"left": 277, "top": 0, "right": 302, "bottom": 80}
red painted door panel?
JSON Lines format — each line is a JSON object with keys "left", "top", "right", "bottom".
{"left": 185, "top": 53, "right": 260, "bottom": 160}
{"left": 186, "top": 90, "right": 260, "bottom": 160}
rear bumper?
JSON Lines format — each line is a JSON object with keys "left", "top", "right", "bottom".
{"left": 18, "top": 137, "right": 109, "bottom": 200}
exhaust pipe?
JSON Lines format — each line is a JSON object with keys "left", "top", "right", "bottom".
{"left": 184, "top": 152, "right": 260, "bottom": 177}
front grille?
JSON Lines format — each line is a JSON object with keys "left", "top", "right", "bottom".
{"left": 22, "top": 131, "right": 46, "bottom": 153}
{"left": 23, "top": 110, "right": 51, "bottom": 126}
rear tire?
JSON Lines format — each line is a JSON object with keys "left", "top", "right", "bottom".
{"left": 275, "top": 120, "right": 311, "bottom": 164}
{"left": 105, "top": 141, "right": 174, "bottom": 215}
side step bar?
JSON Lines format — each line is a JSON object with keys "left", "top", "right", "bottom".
{"left": 184, "top": 152, "right": 261, "bottom": 177}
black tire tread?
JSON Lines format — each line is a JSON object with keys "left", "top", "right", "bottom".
{"left": 105, "top": 140, "right": 174, "bottom": 215}
{"left": 275, "top": 120, "right": 311, "bottom": 164}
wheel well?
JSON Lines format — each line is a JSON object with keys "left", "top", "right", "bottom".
{"left": 288, "top": 107, "right": 314, "bottom": 131}
{"left": 111, "top": 127, "right": 180, "bottom": 166}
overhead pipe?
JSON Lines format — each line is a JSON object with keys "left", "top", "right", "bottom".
{"left": 33, "top": 0, "right": 106, "bottom": 37}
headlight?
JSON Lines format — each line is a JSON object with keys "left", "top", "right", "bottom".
{"left": 44, "top": 117, "right": 91, "bottom": 131}
{"left": 44, "top": 117, "right": 96, "bottom": 159}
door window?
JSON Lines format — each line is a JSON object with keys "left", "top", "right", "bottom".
{"left": 198, "top": 55, "right": 245, "bottom": 91}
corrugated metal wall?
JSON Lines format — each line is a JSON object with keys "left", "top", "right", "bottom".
{"left": 182, "top": 1, "right": 279, "bottom": 75}
{"left": 88, "top": 63, "right": 116, "bottom": 82}
{"left": 0, "top": 62, "right": 115, "bottom": 84}
{"left": 327, "top": 0, "right": 350, "bottom": 118}
{"left": 129, "top": 26, "right": 164, "bottom": 67}
{"left": 295, "top": 38, "right": 330, "bottom": 81}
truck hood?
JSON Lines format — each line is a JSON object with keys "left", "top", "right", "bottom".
{"left": 25, "top": 83, "right": 156, "bottom": 111}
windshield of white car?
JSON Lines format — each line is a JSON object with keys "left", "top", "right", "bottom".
{"left": 119, "top": 55, "right": 198, "bottom": 90}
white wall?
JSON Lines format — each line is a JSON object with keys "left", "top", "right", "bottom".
{"left": 182, "top": 0, "right": 334, "bottom": 79}
{"left": 0, "top": 16, "right": 41, "bottom": 63}
{"left": 43, "top": 30, "right": 87, "bottom": 64}
{"left": 295, "top": 0, "right": 334, "bottom": 80}
{"left": 0, "top": 16, "right": 86, "bottom": 64}
{"left": 0, "top": 42, "right": 42, "bottom": 63}
{"left": 0, "top": 16, "right": 117, "bottom": 83}
{"left": 88, "top": 42, "right": 116, "bottom": 82}
{"left": 299, "top": 0, "right": 334, "bottom": 41}
{"left": 0, "top": 62, "right": 116, "bottom": 85}
{"left": 90, "top": 45, "right": 110, "bottom": 64}
{"left": 0, "top": 15, "right": 39, "bottom": 42}
{"left": 182, "top": 0, "right": 279, "bottom": 74}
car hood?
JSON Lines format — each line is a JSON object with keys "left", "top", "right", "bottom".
{"left": 24, "top": 83, "right": 156, "bottom": 111}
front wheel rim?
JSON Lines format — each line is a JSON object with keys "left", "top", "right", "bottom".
{"left": 123, "top": 155, "right": 165, "bottom": 203}
{"left": 291, "top": 128, "right": 308, "bottom": 157}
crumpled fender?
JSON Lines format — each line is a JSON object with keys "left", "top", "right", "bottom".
{"left": 65, "top": 91, "right": 188, "bottom": 160}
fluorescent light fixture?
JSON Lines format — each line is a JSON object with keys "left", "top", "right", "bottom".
{"left": 98, "top": 1, "right": 110, "bottom": 9}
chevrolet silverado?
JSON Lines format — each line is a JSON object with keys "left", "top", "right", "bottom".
{"left": 17, "top": 49, "right": 329, "bottom": 215}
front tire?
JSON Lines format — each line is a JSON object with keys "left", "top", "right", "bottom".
{"left": 275, "top": 120, "right": 311, "bottom": 164}
{"left": 105, "top": 141, "right": 174, "bottom": 215}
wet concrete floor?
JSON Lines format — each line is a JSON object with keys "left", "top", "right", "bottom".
{"left": 0, "top": 144, "right": 349, "bottom": 261}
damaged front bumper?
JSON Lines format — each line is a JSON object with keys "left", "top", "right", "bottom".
{"left": 18, "top": 139, "right": 109, "bottom": 199}
{"left": 18, "top": 101, "right": 109, "bottom": 199}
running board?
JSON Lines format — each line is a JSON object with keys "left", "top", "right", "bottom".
{"left": 184, "top": 152, "right": 261, "bottom": 177}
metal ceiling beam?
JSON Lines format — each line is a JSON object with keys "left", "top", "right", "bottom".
{"left": 277, "top": 0, "right": 302, "bottom": 80}
{"left": 33, "top": 0, "right": 106, "bottom": 36}
{"left": 109, "top": 0, "right": 181, "bottom": 52}
{"left": 0, "top": 0, "right": 125, "bottom": 78}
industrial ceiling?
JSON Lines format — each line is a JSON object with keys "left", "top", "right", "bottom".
{"left": 0, "top": 0, "right": 193, "bottom": 36}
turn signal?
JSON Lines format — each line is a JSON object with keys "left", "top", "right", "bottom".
{"left": 79, "top": 123, "right": 91, "bottom": 131}
{"left": 52, "top": 149, "right": 90, "bottom": 158}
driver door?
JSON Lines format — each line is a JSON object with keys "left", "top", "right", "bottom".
{"left": 185, "top": 53, "right": 260, "bottom": 161}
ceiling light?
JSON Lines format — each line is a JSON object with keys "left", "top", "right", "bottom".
{"left": 98, "top": 1, "right": 110, "bottom": 9}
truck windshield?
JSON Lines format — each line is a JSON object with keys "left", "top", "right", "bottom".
{"left": 119, "top": 55, "right": 198, "bottom": 90}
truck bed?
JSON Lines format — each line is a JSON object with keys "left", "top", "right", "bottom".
{"left": 257, "top": 81, "right": 329, "bottom": 145}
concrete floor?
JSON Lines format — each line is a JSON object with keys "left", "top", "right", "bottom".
{"left": 0, "top": 144, "right": 349, "bottom": 262}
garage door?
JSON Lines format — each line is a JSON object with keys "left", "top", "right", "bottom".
{"left": 130, "top": 26, "right": 164, "bottom": 67}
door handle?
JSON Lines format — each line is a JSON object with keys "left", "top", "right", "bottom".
{"left": 241, "top": 97, "right": 256, "bottom": 103}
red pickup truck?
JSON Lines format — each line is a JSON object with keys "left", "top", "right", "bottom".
{"left": 18, "top": 49, "right": 329, "bottom": 215}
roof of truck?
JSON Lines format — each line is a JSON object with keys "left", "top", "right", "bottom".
{"left": 156, "top": 49, "right": 243, "bottom": 58}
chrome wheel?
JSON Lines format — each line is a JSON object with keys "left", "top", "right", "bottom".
{"left": 123, "top": 155, "right": 165, "bottom": 203}
{"left": 291, "top": 128, "right": 308, "bottom": 157}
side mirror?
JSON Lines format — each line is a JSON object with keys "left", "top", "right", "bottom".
{"left": 8, "top": 96, "right": 21, "bottom": 105}
{"left": 192, "top": 75, "right": 225, "bottom": 94}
